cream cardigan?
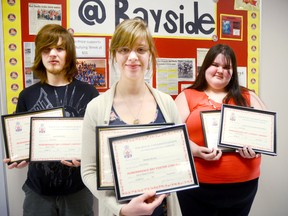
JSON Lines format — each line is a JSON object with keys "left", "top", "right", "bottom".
{"left": 81, "top": 82, "right": 182, "bottom": 216}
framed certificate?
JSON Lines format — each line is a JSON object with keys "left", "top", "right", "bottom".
{"left": 96, "top": 123, "right": 174, "bottom": 190}
{"left": 200, "top": 110, "right": 234, "bottom": 152}
{"left": 1, "top": 107, "right": 64, "bottom": 164}
{"left": 109, "top": 124, "right": 199, "bottom": 201}
{"left": 30, "top": 117, "right": 83, "bottom": 161}
{"left": 219, "top": 104, "right": 277, "bottom": 156}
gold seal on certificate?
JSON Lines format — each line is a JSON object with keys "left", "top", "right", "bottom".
{"left": 96, "top": 123, "right": 174, "bottom": 190}
{"left": 219, "top": 104, "right": 277, "bottom": 156}
{"left": 30, "top": 117, "right": 83, "bottom": 161}
{"left": 1, "top": 107, "right": 64, "bottom": 164}
{"left": 108, "top": 124, "right": 199, "bottom": 201}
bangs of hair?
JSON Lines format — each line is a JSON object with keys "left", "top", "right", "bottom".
{"left": 222, "top": 51, "right": 232, "bottom": 67}
{"left": 37, "top": 33, "right": 67, "bottom": 53}
{"left": 32, "top": 24, "right": 77, "bottom": 82}
{"left": 113, "top": 20, "right": 149, "bottom": 48}
{"left": 109, "top": 18, "right": 157, "bottom": 67}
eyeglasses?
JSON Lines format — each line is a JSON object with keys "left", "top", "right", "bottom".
{"left": 116, "top": 47, "right": 149, "bottom": 55}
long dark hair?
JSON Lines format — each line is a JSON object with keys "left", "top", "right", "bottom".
{"left": 188, "top": 44, "right": 248, "bottom": 106}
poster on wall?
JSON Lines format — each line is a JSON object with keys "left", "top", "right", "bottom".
{"left": 68, "top": 0, "right": 216, "bottom": 39}
{"left": 2, "top": 0, "right": 261, "bottom": 114}
{"left": 196, "top": 48, "right": 209, "bottom": 75}
{"left": 220, "top": 14, "right": 243, "bottom": 41}
{"left": 74, "top": 37, "right": 106, "bottom": 58}
{"left": 75, "top": 59, "right": 107, "bottom": 89}
{"left": 156, "top": 58, "right": 195, "bottom": 95}
{"left": 23, "top": 42, "right": 39, "bottom": 88}
{"left": 28, "top": 3, "right": 62, "bottom": 35}
{"left": 237, "top": 66, "right": 247, "bottom": 87}
{"left": 234, "top": 0, "right": 260, "bottom": 11}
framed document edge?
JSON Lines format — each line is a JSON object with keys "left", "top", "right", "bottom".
{"left": 218, "top": 104, "right": 277, "bottom": 156}
{"left": 1, "top": 107, "right": 64, "bottom": 164}
{"left": 96, "top": 123, "right": 174, "bottom": 190}
{"left": 220, "top": 14, "right": 243, "bottom": 41}
{"left": 29, "top": 116, "right": 83, "bottom": 162}
{"left": 200, "top": 110, "right": 234, "bottom": 153}
{"left": 108, "top": 124, "right": 199, "bottom": 201}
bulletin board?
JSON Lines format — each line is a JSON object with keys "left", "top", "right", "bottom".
{"left": 2, "top": 0, "right": 261, "bottom": 114}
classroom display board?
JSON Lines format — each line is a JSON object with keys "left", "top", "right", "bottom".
{"left": 2, "top": 0, "right": 260, "bottom": 114}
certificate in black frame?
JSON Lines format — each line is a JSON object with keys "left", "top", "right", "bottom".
{"left": 108, "top": 124, "right": 199, "bottom": 202}
{"left": 1, "top": 107, "right": 64, "bottom": 164}
{"left": 96, "top": 123, "right": 174, "bottom": 190}
{"left": 200, "top": 110, "right": 234, "bottom": 153}
{"left": 218, "top": 104, "right": 277, "bottom": 156}
{"left": 29, "top": 116, "right": 83, "bottom": 162}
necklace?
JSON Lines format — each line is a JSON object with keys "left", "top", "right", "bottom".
{"left": 204, "top": 90, "right": 217, "bottom": 110}
{"left": 118, "top": 85, "right": 147, "bottom": 124}
{"left": 207, "top": 96, "right": 217, "bottom": 109}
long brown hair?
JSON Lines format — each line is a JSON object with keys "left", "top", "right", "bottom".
{"left": 31, "top": 24, "right": 77, "bottom": 83}
{"left": 188, "top": 44, "right": 248, "bottom": 106}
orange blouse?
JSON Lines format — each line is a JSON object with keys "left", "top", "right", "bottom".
{"left": 184, "top": 89, "right": 261, "bottom": 183}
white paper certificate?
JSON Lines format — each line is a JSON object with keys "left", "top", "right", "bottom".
{"left": 30, "top": 117, "right": 83, "bottom": 161}
{"left": 219, "top": 104, "right": 277, "bottom": 156}
{"left": 200, "top": 110, "right": 234, "bottom": 152}
{"left": 96, "top": 124, "right": 173, "bottom": 190}
{"left": 109, "top": 124, "right": 199, "bottom": 201}
{"left": 1, "top": 108, "right": 64, "bottom": 163}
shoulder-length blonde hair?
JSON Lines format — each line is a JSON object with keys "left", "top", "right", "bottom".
{"left": 31, "top": 24, "right": 77, "bottom": 83}
{"left": 109, "top": 18, "right": 157, "bottom": 69}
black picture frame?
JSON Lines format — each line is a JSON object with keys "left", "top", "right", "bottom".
{"left": 29, "top": 117, "right": 83, "bottom": 162}
{"left": 96, "top": 123, "right": 174, "bottom": 190}
{"left": 200, "top": 110, "right": 234, "bottom": 152}
{"left": 1, "top": 107, "right": 64, "bottom": 164}
{"left": 218, "top": 104, "right": 277, "bottom": 156}
{"left": 108, "top": 124, "right": 199, "bottom": 201}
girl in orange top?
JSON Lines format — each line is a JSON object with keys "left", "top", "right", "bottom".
{"left": 175, "top": 44, "right": 266, "bottom": 216}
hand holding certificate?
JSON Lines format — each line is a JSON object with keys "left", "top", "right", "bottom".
{"left": 219, "top": 104, "right": 277, "bottom": 156}
{"left": 200, "top": 110, "right": 234, "bottom": 152}
{"left": 1, "top": 108, "right": 64, "bottom": 164}
{"left": 108, "top": 124, "right": 199, "bottom": 201}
